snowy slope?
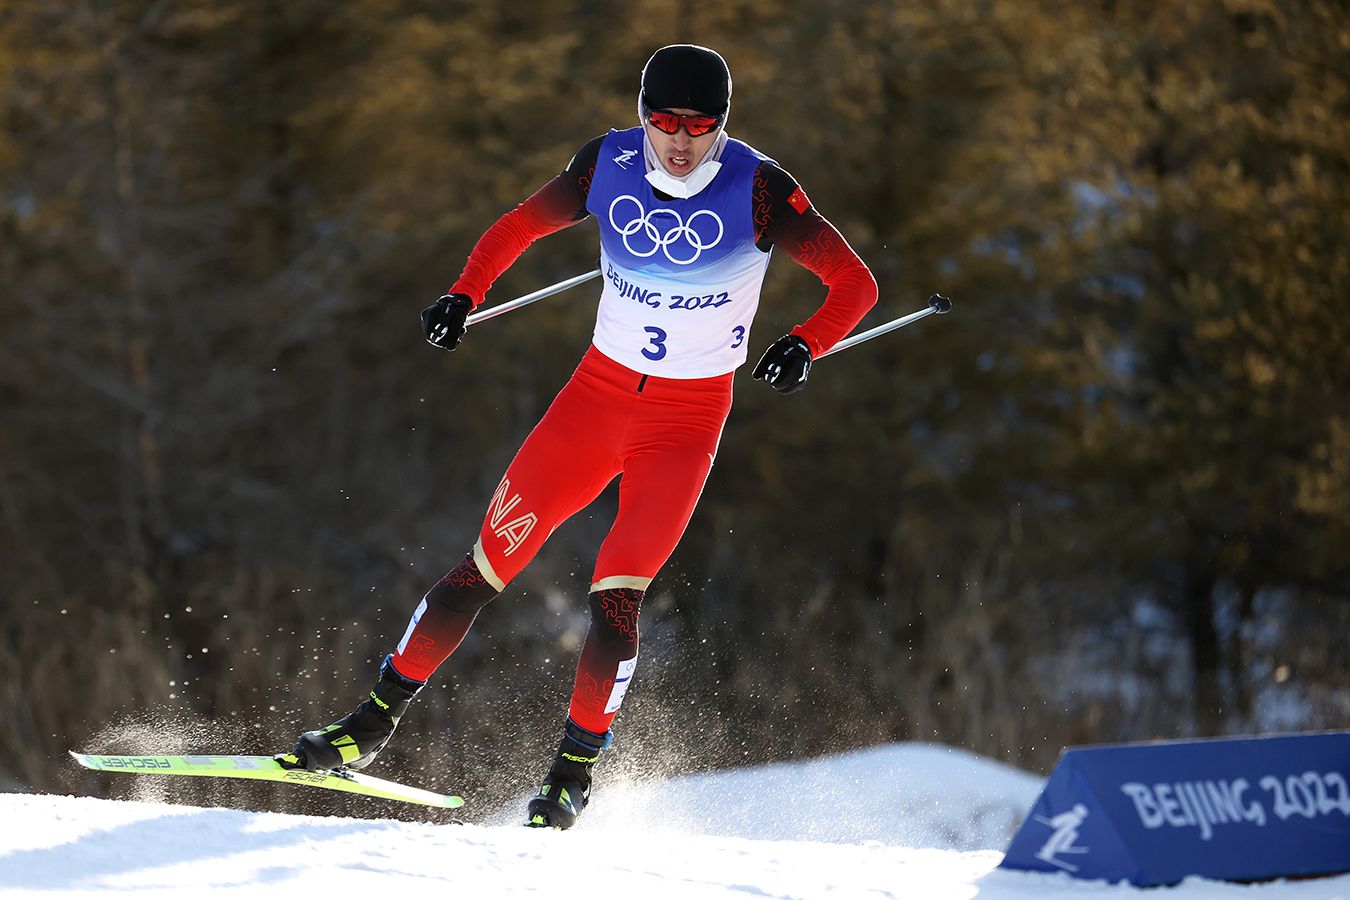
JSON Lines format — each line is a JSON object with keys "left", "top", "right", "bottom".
{"left": 2, "top": 743, "right": 1347, "bottom": 899}
{"left": 522, "top": 743, "right": 1044, "bottom": 849}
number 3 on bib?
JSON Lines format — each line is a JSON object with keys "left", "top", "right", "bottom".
{"left": 642, "top": 326, "right": 668, "bottom": 361}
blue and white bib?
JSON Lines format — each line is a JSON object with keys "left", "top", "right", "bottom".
{"left": 586, "top": 127, "right": 773, "bottom": 377}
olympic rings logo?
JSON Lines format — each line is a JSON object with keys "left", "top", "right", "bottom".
{"left": 608, "top": 194, "right": 724, "bottom": 266}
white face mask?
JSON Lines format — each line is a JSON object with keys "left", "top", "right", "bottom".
{"left": 641, "top": 129, "right": 728, "bottom": 199}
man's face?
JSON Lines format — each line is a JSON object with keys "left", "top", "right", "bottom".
{"left": 643, "top": 108, "right": 721, "bottom": 177}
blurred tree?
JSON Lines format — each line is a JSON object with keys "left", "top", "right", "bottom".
{"left": 1035, "top": 0, "right": 1349, "bottom": 733}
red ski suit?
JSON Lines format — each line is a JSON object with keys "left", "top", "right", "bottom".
{"left": 390, "top": 134, "right": 876, "bottom": 734}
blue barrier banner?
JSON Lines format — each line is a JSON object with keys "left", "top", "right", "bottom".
{"left": 1000, "top": 731, "right": 1350, "bottom": 886}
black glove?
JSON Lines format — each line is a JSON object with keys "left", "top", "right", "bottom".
{"left": 752, "top": 334, "right": 813, "bottom": 394}
{"left": 421, "top": 293, "right": 473, "bottom": 351}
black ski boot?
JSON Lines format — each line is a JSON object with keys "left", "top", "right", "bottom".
{"left": 525, "top": 719, "right": 612, "bottom": 829}
{"left": 278, "top": 655, "right": 424, "bottom": 771}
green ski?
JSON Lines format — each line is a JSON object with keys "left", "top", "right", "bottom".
{"left": 69, "top": 752, "right": 464, "bottom": 809}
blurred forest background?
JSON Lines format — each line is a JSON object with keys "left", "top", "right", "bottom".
{"left": 2, "top": 0, "right": 1347, "bottom": 817}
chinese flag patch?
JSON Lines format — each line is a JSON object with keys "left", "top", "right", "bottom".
{"left": 787, "top": 186, "right": 811, "bottom": 214}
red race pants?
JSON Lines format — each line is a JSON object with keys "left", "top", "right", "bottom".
{"left": 391, "top": 345, "right": 731, "bottom": 733}
{"left": 472, "top": 344, "right": 732, "bottom": 593}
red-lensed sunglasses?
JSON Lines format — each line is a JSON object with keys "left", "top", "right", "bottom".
{"left": 645, "top": 108, "right": 723, "bottom": 137}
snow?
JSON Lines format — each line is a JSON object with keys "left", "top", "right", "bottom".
{"left": 2, "top": 743, "right": 1346, "bottom": 899}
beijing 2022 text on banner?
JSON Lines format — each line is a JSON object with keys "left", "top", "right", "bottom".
{"left": 1000, "top": 731, "right": 1350, "bottom": 886}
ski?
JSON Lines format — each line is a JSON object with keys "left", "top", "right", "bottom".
{"left": 69, "top": 752, "right": 464, "bottom": 809}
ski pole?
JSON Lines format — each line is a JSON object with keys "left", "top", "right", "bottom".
{"left": 817, "top": 293, "right": 952, "bottom": 360}
{"left": 465, "top": 268, "right": 601, "bottom": 326}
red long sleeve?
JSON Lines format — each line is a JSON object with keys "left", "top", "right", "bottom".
{"left": 753, "top": 164, "right": 878, "bottom": 357}
{"left": 783, "top": 224, "right": 878, "bottom": 357}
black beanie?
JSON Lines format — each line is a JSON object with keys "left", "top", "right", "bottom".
{"left": 640, "top": 45, "right": 732, "bottom": 116}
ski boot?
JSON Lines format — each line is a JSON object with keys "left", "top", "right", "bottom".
{"left": 277, "top": 655, "right": 424, "bottom": 771}
{"left": 525, "top": 719, "right": 612, "bottom": 829}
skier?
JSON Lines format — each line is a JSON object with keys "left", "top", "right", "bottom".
{"left": 281, "top": 44, "right": 878, "bottom": 829}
